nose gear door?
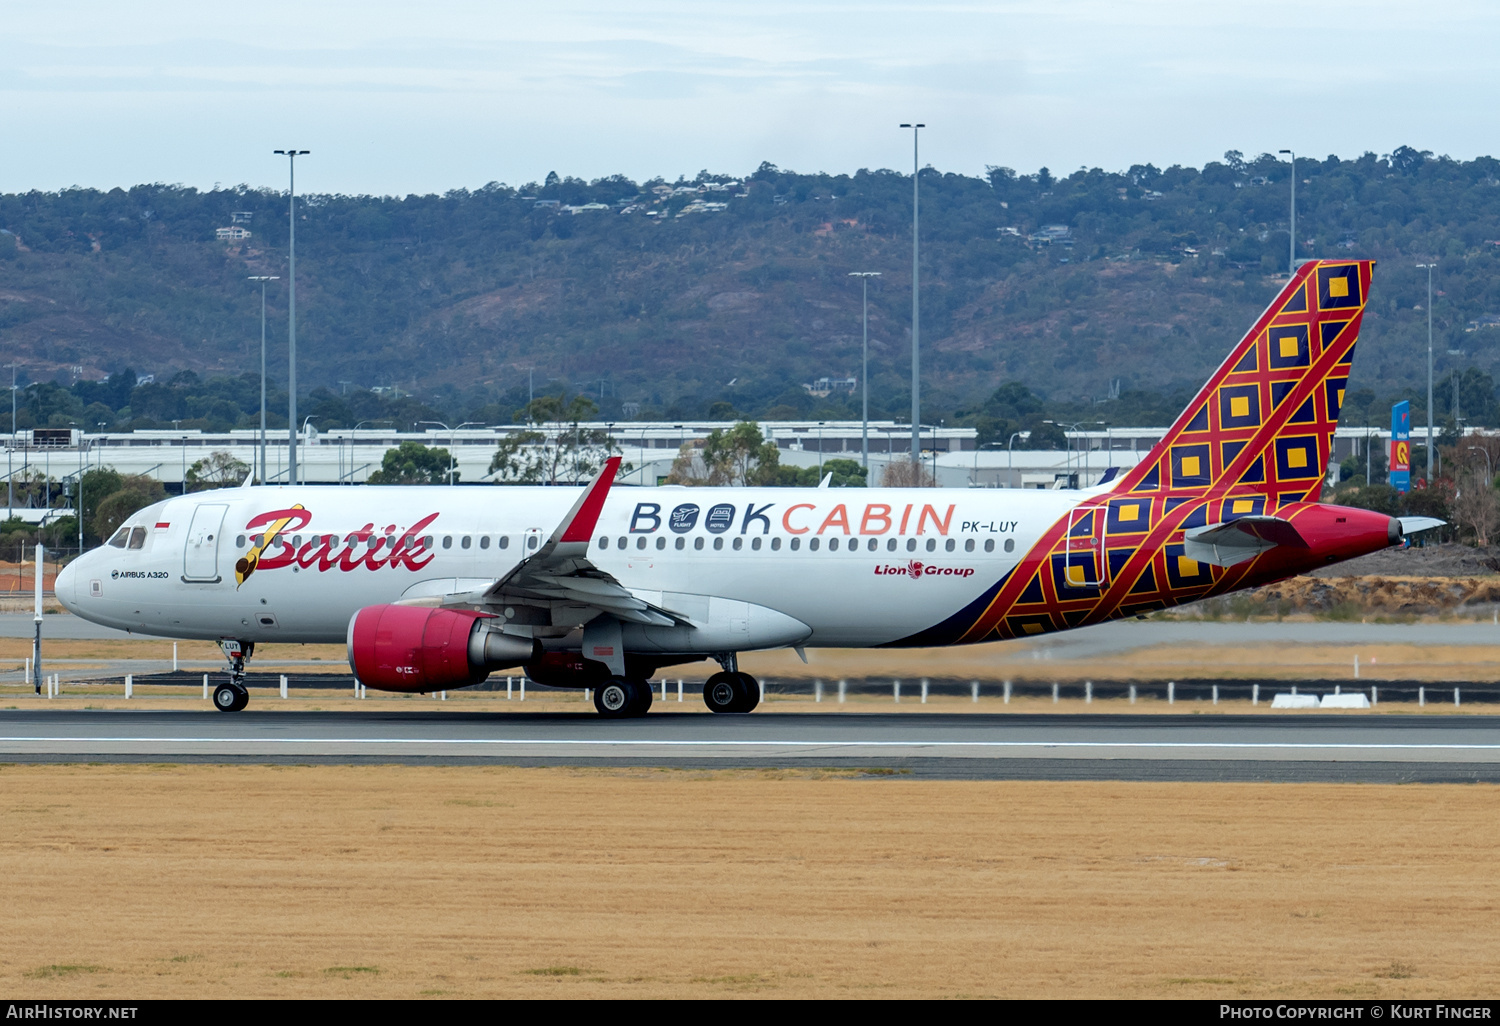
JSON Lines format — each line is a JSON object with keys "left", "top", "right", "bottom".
{"left": 183, "top": 503, "right": 229, "bottom": 583}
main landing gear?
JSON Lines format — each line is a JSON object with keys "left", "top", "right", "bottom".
{"left": 213, "top": 639, "right": 253, "bottom": 714}
{"left": 703, "top": 653, "right": 759, "bottom": 714}
{"left": 593, "top": 676, "right": 654, "bottom": 718}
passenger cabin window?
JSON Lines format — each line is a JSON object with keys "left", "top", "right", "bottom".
{"left": 498, "top": 536, "right": 509, "bottom": 549}
{"left": 127, "top": 527, "right": 146, "bottom": 550}
{"left": 480, "top": 536, "right": 490, "bottom": 549}
{"left": 108, "top": 527, "right": 130, "bottom": 548}
{"left": 443, "top": 536, "right": 453, "bottom": 549}
{"left": 461, "top": 536, "right": 472, "bottom": 549}
{"left": 1004, "top": 539, "right": 1015, "bottom": 553}
{"left": 527, "top": 535, "right": 538, "bottom": 550}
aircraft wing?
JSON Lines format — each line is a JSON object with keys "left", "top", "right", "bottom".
{"left": 1183, "top": 515, "right": 1308, "bottom": 568}
{"left": 430, "top": 457, "right": 684, "bottom": 627}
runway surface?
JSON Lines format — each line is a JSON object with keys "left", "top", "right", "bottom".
{"left": 4, "top": 709, "right": 1499, "bottom": 781}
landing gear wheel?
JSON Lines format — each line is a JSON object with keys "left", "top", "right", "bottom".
{"left": 594, "top": 678, "right": 631, "bottom": 717}
{"left": 213, "top": 681, "right": 249, "bottom": 713}
{"left": 594, "top": 676, "right": 652, "bottom": 718}
{"left": 704, "top": 671, "right": 758, "bottom": 714}
{"left": 628, "top": 678, "right": 654, "bottom": 716}
{"left": 735, "top": 672, "right": 760, "bottom": 713}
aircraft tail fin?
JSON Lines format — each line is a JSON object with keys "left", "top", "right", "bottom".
{"left": 1113, "top": 259, "right": 1374, "bottom": 508}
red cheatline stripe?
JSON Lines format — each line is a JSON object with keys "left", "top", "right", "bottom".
{"left": 560, "top": 456, "right": 622, "bottom": 543}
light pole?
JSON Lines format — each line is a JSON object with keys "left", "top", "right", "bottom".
{"left": 419, "top": 421, "right": 481, "bottom": 485}
{"left": 899, "top": 122, "right": 924, "bottom": 466}
{"left": 6, "top": 362, "right": 15, "bottom": 517}
{"left": 1046, "top": 420, "right": 1093, "bottom": 486}
{"left": 347, "top": 420, "right": 392, "bottom": 484}
{"left": 299, "top": 416, "right": 319, "bottom": 485}
{"left": 248, "top": 275, "right": 279, "bottom": 484}
{"left": 1278, "top": 149, "right": 1295, "bottom": 274}
{"left": 1007, "top": 431, "right": 1024, "bottom": 488}
{"left": 1418, "top": 263, "right": 1436, "bottom": 484}
{"left": 274, "top": 148, "right": 309, "bottom": 486}
{"left": 848, "top": 271, "right": 881, "bottom": 471}
{"left": 1467, "top": 445, "right": 1493, "bottom": 486}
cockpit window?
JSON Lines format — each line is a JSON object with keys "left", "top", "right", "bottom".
{"left": 127, "top": 527, "right": 147, "bottom": 550}
{"left": 108, "top": 528, "right": 130, "bottom": 548}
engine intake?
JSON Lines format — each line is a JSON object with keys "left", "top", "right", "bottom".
{"left": 347, "top": 604, "right": 539, "bottom": 693}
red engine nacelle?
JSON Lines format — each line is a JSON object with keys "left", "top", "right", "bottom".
{"left": 347, "top": 604, "right": 537, "bottom": 693}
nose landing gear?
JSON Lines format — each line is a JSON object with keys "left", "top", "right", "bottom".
{"left": 703, "top": 672, "right": 760, "bottom": 713}
{"left": 213, "top": 681, "right": 249, "bottom": 713}
{"left": 213, "top": 639, "right": 254, "bottom": 714}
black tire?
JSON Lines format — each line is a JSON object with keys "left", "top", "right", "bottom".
{"left": 594, "top": 677, "right": 634, "bottom": 718}
{"left": 735, "top": 672, "right": 760, "bottom": 713}
{"left": 704, "top": 671, "right": 748, "bottom": 714}
{"left": 213, "top": 682, "right": 248, "bottom": 713}
{"left": 627, "top": 678, "right": 654, "bottom": 717}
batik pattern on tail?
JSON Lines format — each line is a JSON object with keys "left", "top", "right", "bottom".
{"left": 921, "top": 260, "right": 1373, "bottom": 646}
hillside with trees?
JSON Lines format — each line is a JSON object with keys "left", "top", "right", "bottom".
{"left": 4, "top": 146, "right": 1500, "bottom": 450}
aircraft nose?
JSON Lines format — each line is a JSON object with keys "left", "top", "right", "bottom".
{"left": 54, "top": 558, "right": 78, "bottom": 613}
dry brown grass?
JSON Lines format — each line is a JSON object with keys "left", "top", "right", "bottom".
{"left": 1, "top": 765, "right": 1497, "bottom": 998}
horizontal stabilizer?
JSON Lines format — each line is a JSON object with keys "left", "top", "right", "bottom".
{"left": 1184, "top": 515, "right": 1307, "bottom": 567}
{"left": 1398, "top": 516, "right": 1445, "bottom": 537}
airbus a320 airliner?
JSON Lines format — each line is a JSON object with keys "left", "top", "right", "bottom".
{"left": 56, "top": 259, "right": 1436, "bottom": 716}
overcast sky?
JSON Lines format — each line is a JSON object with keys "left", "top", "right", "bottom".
{"left": 4, "top": 0, "right": 1497, "bottom": 195}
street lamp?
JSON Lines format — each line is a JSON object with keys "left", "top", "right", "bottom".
{"left": 1418, "top": 263, "right": 1436, "bottom": 484}
{"left": 1007, "top": 430, "right": 1024, "bottom": 488}
{"left": 299, "top": 416, "right": 318, "bottom": 485}
{"left": 419, "top": 420, "right": 481, "bottom": 485}
{"left": 1467, "top": 445, "right": 1493, "bottom": 487}
{"left": 1278, "top": 149, "right": 1296, "bottom": 274}
{"left": 899, "top": 122, "right": 925, "bottom": 466}
{"left": 1045, "top": 420, "right": 1098, "bottom": 486}
{"left": 848, "top": 271, "right": 881, "bottom": 471}
{"left": 5, "top": 362, "right": 16, "bottom": 517}
{"left": 248, "top": 275, "right": 279, "bottom": 484}
{"left": 274, "top": 148, "right": 310, "bottom": 485}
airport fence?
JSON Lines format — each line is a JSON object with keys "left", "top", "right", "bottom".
{"left": 6, "top": 669, "right": 1500, "bottom": 708}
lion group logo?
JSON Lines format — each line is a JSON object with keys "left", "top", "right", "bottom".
{"left": 873, "top": 560, "right": 975, "bottom": 580}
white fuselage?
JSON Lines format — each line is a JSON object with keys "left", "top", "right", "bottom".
{"left": 56, "top": 484, "right": 1084, "bottom": 649}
